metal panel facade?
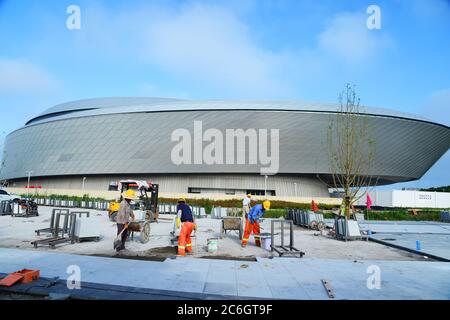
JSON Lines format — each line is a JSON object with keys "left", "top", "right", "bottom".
{"left": 1, "top": 98, "right": 449, "bottom": 195}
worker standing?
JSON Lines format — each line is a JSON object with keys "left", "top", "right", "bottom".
{"left": 176, "top": 198, "right": 196, "bottom": 256}
{"left": 242, "top": 194, "right": 252, "bottom": 236}
{"left": 242, "top": 200, "right": 270, "bottom": 248}
{"left": 115, "top": 189, "right": 136, "bottom": 252}
{"left": 242, "top": 194, "right": 252, "bottom": 220}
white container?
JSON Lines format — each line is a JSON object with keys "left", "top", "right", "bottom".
{"left": 207, "top": 238, "right": 219, "bottom": 253}
{"left": 262, "top": 237, "right": 272, "bottom": 251}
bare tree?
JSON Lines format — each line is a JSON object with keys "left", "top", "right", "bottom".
{"left": 328, "top": 84, "right": 377, "bottom": 218}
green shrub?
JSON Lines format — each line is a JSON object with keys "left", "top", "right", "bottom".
{"left": 159, "top": 197, "right": 336, "bottom": 212}
{"left": 21, "top": 193, "right": 107, "bottom": 202}
{"left": 263, "top": 209, "right": 286, "bottom": 218}
{"left": 282, "top": 208, "right": 441, "bottom": 222}
{"left": 364, "top": 210, "right": 441, "bottom": 221}
{"left": 19, "top": 193, "right": 443, "bottom": 222}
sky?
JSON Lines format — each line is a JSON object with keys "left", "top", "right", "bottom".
{"left": 0, "top": 0, "right": 449, "bottom": 189}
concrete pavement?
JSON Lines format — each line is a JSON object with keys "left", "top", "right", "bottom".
{"left": 0, "top": 248, "right": 448, "bottom": 299}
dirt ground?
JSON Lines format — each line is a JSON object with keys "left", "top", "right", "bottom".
{"left": 0, "top": 206, "right": 422, "bottom": 261}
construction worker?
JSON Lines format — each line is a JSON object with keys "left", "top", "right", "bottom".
{"left": 241, "top": 194, "right": 251, "bottom": 235}
{"left": 176, "top": 198, "right": 196, "bottom": 256}
{"left": 242, "top": 200, "right": 270, "bottom": 248}
{"left": 242, "top": 194, "right": 252, "bottom": 220}
{"left": 115, "top": 189, "right": 136, "bottom": 252}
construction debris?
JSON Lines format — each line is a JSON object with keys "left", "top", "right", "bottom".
{"left": 321, "top": 279, "right": 335, "bottom": 299}
{"left": 0, "top": 269, "right": 40, "bottom": 287}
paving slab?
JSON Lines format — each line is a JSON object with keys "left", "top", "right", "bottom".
{"left": 360, "top": 221, "right": 450, "bottom": 234}
{"left": 0, "top": 248, "right": 449, "bottom": 299}
{"left": 324, "top": 219, "right": 450, "bottom": 234}
{"left": 370, "top": 233, "right": 450, "bottom": 261}
{"left": 321, "top": 219, "right": 450, "bottom": 261}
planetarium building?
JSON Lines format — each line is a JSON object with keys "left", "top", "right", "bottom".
{"left": 1, "top": 97, "right": 449, "bottom": 197}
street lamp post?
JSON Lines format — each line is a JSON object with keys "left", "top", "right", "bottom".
{"left": 25, "top": 171, "right": 33, "bottom": 198}
{"left": 82, "top": 177, "right": 87, "bottom": 192}
{"left": 264, "top": 175, "right": 268, "bottom": 198}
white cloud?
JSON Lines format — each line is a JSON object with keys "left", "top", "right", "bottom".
{"left": 140, "top": 4, "right": 290, "bottom": 96}
{"left": 46, "top": 3, "right": 393, "bottom": 98}
{"left": 0, "top": 58, "right": 57, "bottom": 95}
{"left": 73, "top": 2, "right": 293, "bottom": 98}
{"left": 318, "top": 12, "right": 392, "bottom": 64}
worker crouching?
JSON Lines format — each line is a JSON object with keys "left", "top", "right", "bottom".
{"left": 176, "top": 198, "right": 196, "bottom": 256}
{"left": 242, "top": 200, "right": 270, "bottom": 248}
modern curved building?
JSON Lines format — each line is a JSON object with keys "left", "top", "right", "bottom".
{"left": 1, "top": 97, "right": 449, "bottom": 197}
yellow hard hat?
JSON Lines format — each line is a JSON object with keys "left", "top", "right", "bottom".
{"left": 123, "top": 189, "right": 137, "bottom": 200}
{"left": 178, "top": 198, "right": 186, "bottom": 203}
{"left": 247, "top": 194, "right": 252, "bottom": 198}
{"left": 263, "top": 200, "right": 271, "bottom": 210}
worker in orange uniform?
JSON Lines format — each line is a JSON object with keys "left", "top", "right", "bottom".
{"left": 176, "top": 198, "right": 196, "bottom": 256}
{"left": 242, "top": 200, "right": 270, "bottom": 247}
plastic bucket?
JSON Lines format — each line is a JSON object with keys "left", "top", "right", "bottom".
{"left": 262, "top": 237, "right": 272, "bottom": 251}
{"left": 207, "top": 238, "right": 219, "bottom": 253}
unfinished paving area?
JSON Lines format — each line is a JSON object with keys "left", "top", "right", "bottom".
{"left": 1, "top": 206, "right": 449, "bottom": 299}
{"left": 0, "top": 206, "right": 422, "bottom": 261}
{"left": 0, "top": 248, "right": 449, "bottom": 299}
{"left": 359, "top": 221, "right": 450, "bottom": 261}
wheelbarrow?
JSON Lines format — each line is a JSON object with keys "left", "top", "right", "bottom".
{"left": 127, "top": 210, "right": 151, "bottom": 243}
{"left": 220, "top": 217, "right": 243, "bottom": 240}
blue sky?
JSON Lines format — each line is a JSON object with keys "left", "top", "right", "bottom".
{"left": 0, "top": 0, "right": 449, "bottom": 188}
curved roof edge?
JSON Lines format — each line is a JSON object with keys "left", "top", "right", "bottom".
{"left": 24, "top": 97, "right": 444, "bottom": 128}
